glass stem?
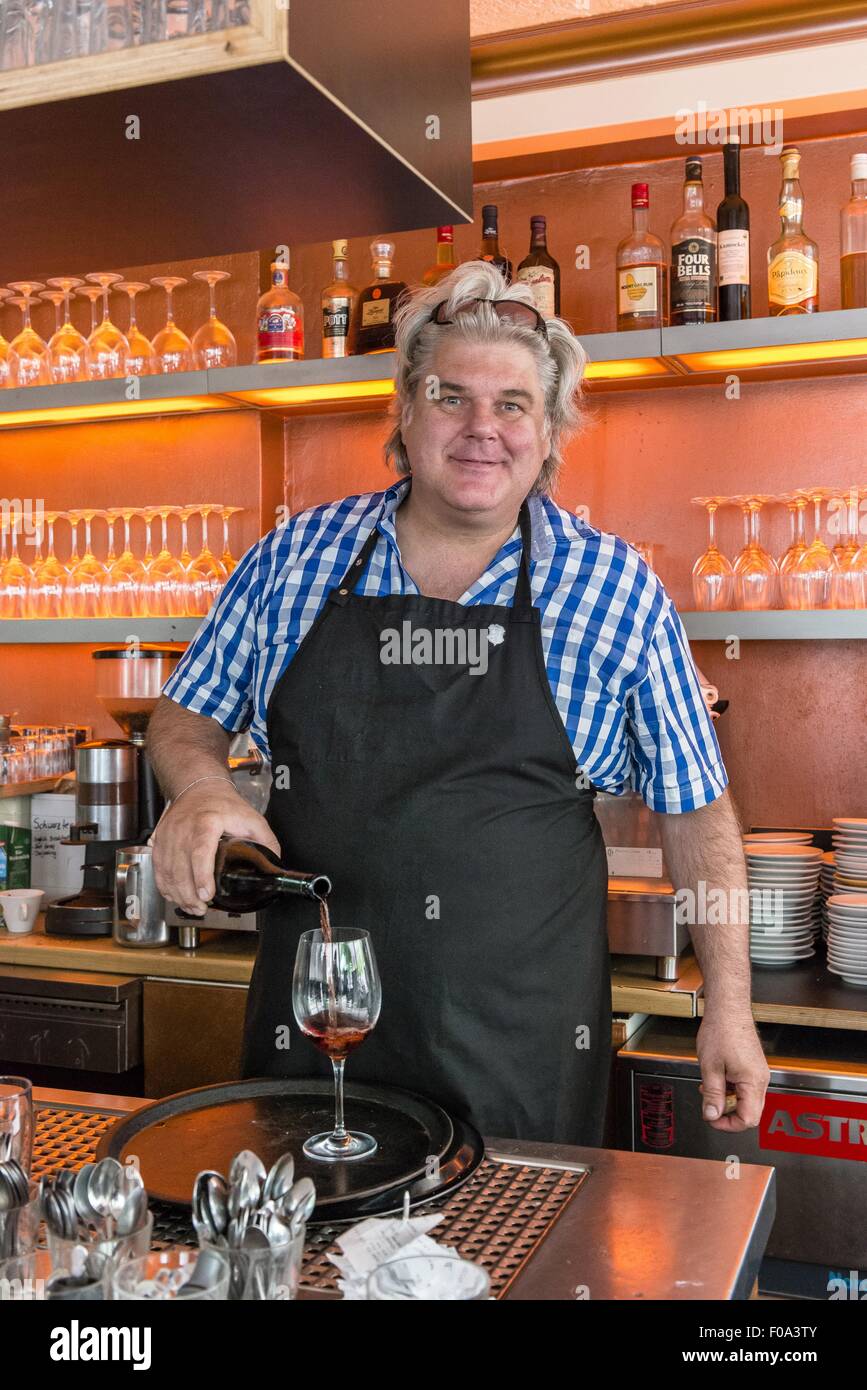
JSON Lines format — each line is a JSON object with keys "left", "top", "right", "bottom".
{"left": 84, "top": 516, "right": 93, "bottom": 557}
{"left": 331, "top": 1058, "right": 347, "bottom": 1139}
{"left": 209, "top": 284, "right": 217, "bottom": 319}
{"left": 707, "top": 505, "right": 717, "bottom": 549}
{"left": 123, "top": 515, "right": 132, "bottom": 556}
{"left": 47, "top": 518, "right": 55, "bottom": 558}
{"left": 748, "top": 507, "right": 761, "bottom": 549}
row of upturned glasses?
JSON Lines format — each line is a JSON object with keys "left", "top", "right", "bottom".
{"left": 0, "top": 1, "right": 252, "bottom": 73}
{"left": 0, "top": 504, "right": 242, "bottom": 620}
{"left": 691, "top": 488, "right": 867, "bottom": 611}
{"left": 0, "top": 727, "right": 78, "bottom": 783}
{"left": 0, "top": 272, "right": 236, "bottom": 387}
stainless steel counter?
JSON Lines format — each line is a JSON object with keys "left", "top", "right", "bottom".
{"left": 32, "top": 1086, "right": 776, "bottom": 1301}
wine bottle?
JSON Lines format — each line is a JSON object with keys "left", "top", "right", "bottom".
{"left": 478, "top": 204, "right": 513, "bottom": 281}
{"left": 841, "top": 152, "right": 867, "bottom": 309}
{"left": 717, "top": 136, "right": 751, "bottom": 320}
{"left": 210, "top": 835, "right": 331, "bottom": 913}
{"left": 516, "top": 215, "right": 560, "bottom": 318}
{"left": 670, "top": 157, "right": 717, "bottom": 325}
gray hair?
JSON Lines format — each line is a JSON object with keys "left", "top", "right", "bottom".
{"left": 384, "top": 260, "right": 586, "bottom": 495}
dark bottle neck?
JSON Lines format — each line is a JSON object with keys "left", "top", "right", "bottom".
{"left": 529, "top": 222, "right": 548, "bottom": 250}
{"left": 723, "top": 144, "right": 742, "bottom": 196}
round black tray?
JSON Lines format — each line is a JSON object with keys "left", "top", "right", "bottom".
{"left": 95, "top": 1078, "right": 484, "bottom": 1223}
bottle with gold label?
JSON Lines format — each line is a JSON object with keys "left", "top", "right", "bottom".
{"left": 350, "top": 240, "right": 408, "bottom": 354}
{"left": 616, "top": 183, "right": 667, "bottom": 331}
{"left": 321, "top": 240, "right": 358, "bottom": 358}
{"left": 768, "top": 147, "right": 819, "bottom": 315}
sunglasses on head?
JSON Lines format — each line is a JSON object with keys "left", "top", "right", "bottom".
{"left": 428, "top": 297, "right": 549, "bottom": 338}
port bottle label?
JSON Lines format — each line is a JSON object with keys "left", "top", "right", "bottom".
{"left": 671, "top": 237, "right": 716, "bottom": 315}
{"left": 516, "top": 266, "right": 556, "bottom": 318}
{"left": 718, "top": 230, "right": 750, "bottom": 286}
{"left": 768, "top": 252, "right": 818, "bottom": 306}
{"left": 618, "top": 268, "right": 658, "bottom": 315}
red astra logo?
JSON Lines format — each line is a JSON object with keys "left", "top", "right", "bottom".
{"left": 760, "top": 1090, "right": 867, "bottom": 1161}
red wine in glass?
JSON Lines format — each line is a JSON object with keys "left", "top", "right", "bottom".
{"left": 301, "top": 1010, "right": 373, "bottom": 1060}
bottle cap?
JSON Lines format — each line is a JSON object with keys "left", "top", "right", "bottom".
{"left": 685, "top": 157, "right": 703, "bottom": 181}
{"left": 530, "top": 215, "right": 547, "bottom": 228}
{"left": 437, "top": 226, "right": 454, "bottom": 241}
{"left": 332, "top": 239, "right": 349, "bottom": 259}
{"left": 851, "top": 153, "right": 867, "bottom": 181}
{"left": 780, "top": 146, "right": 801, "bottom": 177}
{"left": 481, "top": 204, "right": 499, "bottom": 221}
{"left": 370, "top": 239, "right": 395, "bottom": 261}
{"left": 631, "top": 182, "right": 649, "bottom": 207}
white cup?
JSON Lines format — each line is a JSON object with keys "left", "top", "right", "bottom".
{"left": 0, "top": 889, "right": 44, "bottom": 934}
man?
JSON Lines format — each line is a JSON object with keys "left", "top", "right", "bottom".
{"left": 149, "top": 261, "right": 769, "bottom": 1146}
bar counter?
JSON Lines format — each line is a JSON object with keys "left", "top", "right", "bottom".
{"left": 31, "top": 1086, "right": 776, "bottom": 1300}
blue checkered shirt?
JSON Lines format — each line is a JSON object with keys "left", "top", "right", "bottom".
{"left": 163, "top": 478, "right": 727, "bottom": 813}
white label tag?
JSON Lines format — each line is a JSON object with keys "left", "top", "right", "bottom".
{"left": 607, "top": 847, "right": 664, "bottom": 878}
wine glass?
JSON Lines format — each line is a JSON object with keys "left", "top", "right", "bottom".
{"left": 143, "top": 506, "right": 187, "bottom": 616}
{"left": 830, "top": 486, "right": 865, "bottom": 610}
{"left": 44, "top": 276, "right": 88, "bottom": 383}
{"left": 778, "top": 491, "right": 809, "bottom": 609}
{"left": 29, "top": 511, "right": 67, "bottom": 619}
{"left": 105, "top": 507, "right": 147, "bottom": 618}
{"left": 76, "top": 284, "right": 104, "bottom": 339}
{"left": 0, "top": 509, "right": 30, "bottom": 619}
{"left": 115, "top": 282, "right": 156, "bottom": 376}
{"left": 0, "top": 288, "right": 19, "bottom": 387}
{"left": 789, "top": 487, "right": 839, "bottom": 609}
{"left": 185, "top": 503, "right": 228, "bottom": 615}
{"left": 293, "top": 926, "right": 382, "bottom": 1161}
{"left": 192, "top": 270, "right": 237, "bottom": 368}
{"left": 64, "top": 509, "right": 109, "bottom": 618}
{"left": 691, "top": 497, "right": 734, "bottom": 610}
{"left": 219, "top": 504, "right": 243, "bottom": 575}
{"left": 85, "top": 272, "right": 129, "bottom": 379}
{"left": 732, "top": 495, "right": 778, "bottom": 610}
{"left": 6, "top": 283, "right": 50, "bottom": 386}
{"left": 151, "top": 277, "right": 193, "bottom": 373}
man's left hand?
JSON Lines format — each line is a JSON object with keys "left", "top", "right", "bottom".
{"left": 696, "top": 1009, "right": 770, "bottom": 1132}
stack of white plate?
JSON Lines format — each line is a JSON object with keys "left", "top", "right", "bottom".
{"left": 742, "top": 832, "right": 813, "bottom": 846}
{"left": 826, "top": 893, "right": 867, "bottom": 988}
{"left": 832, "top": 819, "right": 867, "bottom": 894}
{"left": 746, "top": 843, "right": 823, "bottom": 967}
{"left": 819, "top": 852, "right": 836, "bottom": 943}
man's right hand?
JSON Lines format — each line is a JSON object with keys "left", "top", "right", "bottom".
{"left": 151, "top": 781, "right": 282, "bottom": 916}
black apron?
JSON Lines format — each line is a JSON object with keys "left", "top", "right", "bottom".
{"left": 241, "top": 500, "right": 611, "bottom": 1145}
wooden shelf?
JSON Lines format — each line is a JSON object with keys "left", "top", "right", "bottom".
{"left": 0, "top": 620, "right": 200, "bottom": 645}
{"left": 0, "top": 776, "right": 73, "bottom": 799}
{"left": 682, "top": 611, "right": 867, "bottom": 640}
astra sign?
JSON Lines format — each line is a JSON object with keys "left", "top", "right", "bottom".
{"left": 760, "top": 1091, "right": 867, "bottom": 1162}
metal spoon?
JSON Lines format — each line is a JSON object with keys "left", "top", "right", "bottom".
{"left": 263, "top": 1152, "right": 294, "bottom": 1203}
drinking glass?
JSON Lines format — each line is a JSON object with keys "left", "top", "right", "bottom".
{"left": 6, "top": 283, "right": 50, "bottom": 386}
{"left": 0, "top": 1077, "right": 33, "bottom": 1176}
{"left": 185, "top": 503, "right": 228, "bottom": 615}
{"left": 368, "top": 1255, "right": 491, "bottom": 1301}
{"left": 76, "top": 284, "right": 104, "bottom": 339}
{"left": 151, "top": 276, "right": 193, "bottom": 372}
{"left": 112, "top": 1247, "right": 229, "bottom": 1301}
{"left": 44, "top": 276, "right": 88, "bottom": 383}
{"left": 219, "top": 504, "right": 242, "bottom": 575}
{"left": 143, "top": 506, "right": 186, "bottom": 616}
{"left": 38, "top": 288, "right": 64, "bottom": 340}
{"left": 778, "top": 492, "right": 809, "bottom": 609}
{"left": 22, "top": 515, "right": 43, "bottom": 618}
{"left": 192, "top": 269, "right": 237, "bottom": 368}
{"left": 293, "top": 927, "right": 382, "bottom": 1161}
{"left": 105, "top": 507, "right": 147, "bottom": 618}
{"left": 732, "top": 495, "right": 778, "bottom": 610}
{"left": 789, "top": 487, "right": 839, "bottom": 609}
{"left": 691, "top": 497, "right": 733, "bottom": 611}
{"left": 29, "top": 512, "right": 67, "bottom": 619}
{"left": 0, "top": 288, "right": 18, "bottom": 387}
{"left": 0, "top": 511, "right": 30, "bottom": 619}
{"left": 85, "top": 271, "right": 129, "bottom": 379}
{"left": 830, "top": 486, "right": 866, "bottom": 610}
{"left": 115, "top": 281, "right": 156, "bottom": 375}
{"left": 64, "top": 509, "right": 109, "bottom": 618}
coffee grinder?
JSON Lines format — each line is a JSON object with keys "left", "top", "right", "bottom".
{"left": 45, "top": 646, "right": 181, "bottom": 937}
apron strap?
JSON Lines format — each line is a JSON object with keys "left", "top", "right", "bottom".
{"left": 328, "top": 499, "right": 536, "bottom": 614}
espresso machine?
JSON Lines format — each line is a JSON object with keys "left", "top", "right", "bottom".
{"left": 45, "top": 646, "right": 182, "bottom": 937}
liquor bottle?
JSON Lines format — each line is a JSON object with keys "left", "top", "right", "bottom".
{"left": 670, "top": 157, "right": 717, "bottom": 325}
{"left": 321, "top": 240, "right": 359, "bottom": 359}
{"left": 767, "top": 147, "right": 819, "bottom": 315}
{"left": 478, "top": 204, "right": 513, "bottom": 281}
{"left": 255, "top": 260, "right": 304, "bottom": 363}
{"left": 841, "top": 152, "right": 867, "bottom": 309}
{"left": 615, "top": 183, "right": 667, "bottom": 331}
{"left": 423, "top": 226, "right": 458, "bottom": 286}
{"left": 350, "top": 240, "right": 408, "bottom": 354}
{"left": 516, "top": 215, "right": 560, "bottom": 318}
{"left": 717, "top": 135, "right": 751, "bottom": 320}
{"left": 210, "top": 835, "right": 330, "bottom": 914}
